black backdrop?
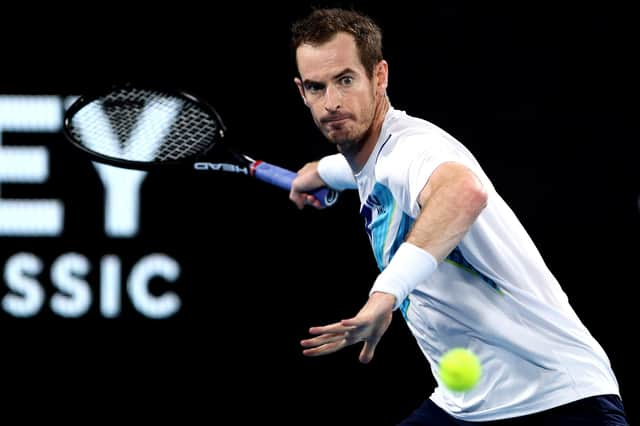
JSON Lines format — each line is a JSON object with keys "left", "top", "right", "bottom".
{"left": 1, "top": 2, "right": 637, "bottom": 424}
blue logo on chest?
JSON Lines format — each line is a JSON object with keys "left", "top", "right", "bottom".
{"left": 360, "top": 184, "right": 413, "bottom": 271}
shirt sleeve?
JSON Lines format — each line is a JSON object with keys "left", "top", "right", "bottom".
{"left": 377, "top": 132, "right": 481, "bottom": 217}
{"left": 317, "top": 153, "right": 357, "bottom": 191}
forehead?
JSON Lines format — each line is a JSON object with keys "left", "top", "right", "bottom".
{"left": 296, "top": 32, "right": 366, "bottom": 81}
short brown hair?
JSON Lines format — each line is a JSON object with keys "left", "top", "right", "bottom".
{"left": 291, "top": 8, "right": 383, "bottom": 79}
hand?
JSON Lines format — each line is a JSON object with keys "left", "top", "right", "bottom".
{"left": 289, "top": 161, "right": 326, "bottom": 210}
{"left": 300, "top": 292, "right": 395, "bottom": 364}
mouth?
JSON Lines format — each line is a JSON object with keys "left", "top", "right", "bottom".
{"left": 321, "top": 114, "right": 351, "bottom": 125}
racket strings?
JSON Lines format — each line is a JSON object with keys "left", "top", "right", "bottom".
{"left": 162, "top": 101, "right": 218, "bottom": 160}
{"left": 67, "top": 87, "right": 220, "bottom": 163}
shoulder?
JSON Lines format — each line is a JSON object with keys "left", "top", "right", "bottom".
{"left": 383, "top": 109, "right": 461, "bottom": 152}
{"left": 374, "top": 109, "right": 489, "bottom": 192}
{"left": 375, "top": 111, "right": 460, "bottom": 177}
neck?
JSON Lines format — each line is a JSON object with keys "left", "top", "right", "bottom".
{"left": 344, "top": 95, "right": 390, "bottom": 173}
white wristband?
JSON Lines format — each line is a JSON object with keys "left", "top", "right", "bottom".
{"left": 370, "top": 243, "right": 438, "bottom": 310}
{"left": 317, "top": 154, "right": 357, "bottom": 191}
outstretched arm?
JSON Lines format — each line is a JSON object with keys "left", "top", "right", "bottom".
{"left": 301, "top": 161, "right": 487, "bottom": 362}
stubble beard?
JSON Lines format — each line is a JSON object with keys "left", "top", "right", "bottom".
{"left": 323, "top": 114, "right": 372, "bottom": 159}
{"left": 334, "top": 137, "right": 361, "bottom": 157}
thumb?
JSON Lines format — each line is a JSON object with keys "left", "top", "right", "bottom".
{"left": 359, "top": 341, "right": 377, "bottom": 364}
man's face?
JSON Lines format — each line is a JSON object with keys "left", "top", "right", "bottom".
{"left": 295, "top": 33, "right": 378, "bottom": 149}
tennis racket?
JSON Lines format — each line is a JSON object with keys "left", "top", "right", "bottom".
{"left": 62, "top": 84, "right": 338, "bottom": 207}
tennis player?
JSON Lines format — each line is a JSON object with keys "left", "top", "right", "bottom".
{"left": 289, "top": 8, "right": 629, "bottom": 425}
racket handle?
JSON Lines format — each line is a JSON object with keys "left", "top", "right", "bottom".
{"left": 252, "top": 161, "right": 339, "bottom": 207}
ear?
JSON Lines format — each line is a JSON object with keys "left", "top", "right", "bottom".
{"left": 374, "top": 60, "right": 389, "bottom": 97}
{"left": 294, "top": 77, "right": 310, "bottom": 107}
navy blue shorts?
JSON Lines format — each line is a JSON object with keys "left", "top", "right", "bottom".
{"left": 398, "top": 394, "right": 628, "bottom": 425}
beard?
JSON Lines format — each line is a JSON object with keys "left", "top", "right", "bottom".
{"left": 334, "top": 137, "right": 361, "bottom": 157}
{"left": 321, "top": 125, "right": 362, "bottom": 157}
{"left": 319, "top": 114, "right": 370, "bottom": 157}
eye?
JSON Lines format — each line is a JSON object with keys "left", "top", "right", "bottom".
{"left": 304, "top": 82, "right": 324, "bottom": 94}
{"left": 339, "top": 76, "right": 354, "bottom": 86}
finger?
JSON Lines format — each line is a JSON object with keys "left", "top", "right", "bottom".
{"left": 304, "top": 194, "right": 323, "bottom": 209}
{"left": 302, "top": 340, "right": 346, "bottom": 357}
{"left": 359, "top": 341, "right": 376, "bottom": 364}
{"left": 309, "top": 323, "right": 354, "bottom": 335}
{"left": 341, "top": 317, "right": 366, "bottom": 327}
{"left": 300, "top": 333, "right": 344, "bottom": 348}
{"left": 289, "top": 190, "right": 305, "bottom": 210}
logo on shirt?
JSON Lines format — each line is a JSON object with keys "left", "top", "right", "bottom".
{"left": 361, "top": 194, "right": 386, "bottom": 239}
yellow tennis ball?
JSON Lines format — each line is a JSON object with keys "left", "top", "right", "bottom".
{"left": 439, "top": 348, "right": 482, "bottom": 392}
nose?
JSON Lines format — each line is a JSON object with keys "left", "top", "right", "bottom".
{"left": 324, "top": 84, "right": 341, "bottom": 113}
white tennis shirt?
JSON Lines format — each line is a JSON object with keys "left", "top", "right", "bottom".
{"left": 317, "top": 106, "right": 619, "bottom": 421}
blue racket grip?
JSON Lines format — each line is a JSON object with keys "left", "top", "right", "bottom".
{"left": 252, "top": 161, "right": 339, "bottom": 207}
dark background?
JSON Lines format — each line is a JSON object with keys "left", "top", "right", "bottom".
{"left": 1, "top": 1, "right": 637, "bottom": 424}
